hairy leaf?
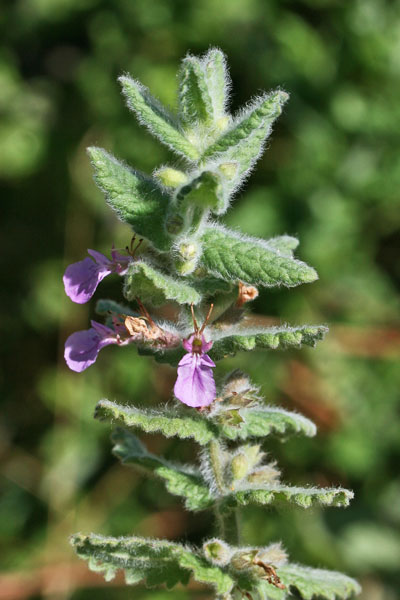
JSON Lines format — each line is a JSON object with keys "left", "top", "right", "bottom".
{"left": 179, "top": 55, "right": 215, "bottom": 126}
{"left": 95, "top": 399, "right": 216, "bottom": 445}
{"left": 203, "top": 48, "right": 230, "bottom": 122}
{"left": 124, "top": 260, "right": 201, "bottom": 306}
{"left": 179, "top": 49, "right": 230, "bottom": 131}
{"left": 71, "top": 533, "right": 234, "bottom": 594}
{"left": 88, "top": 147, "right": 170, "bottom": 250}
{"left": 119, "top": 76, "right": 200, "bottom": 160}
{"left": 218, "top": 406, "right": 317, "bottom": 441}
{"left": 222, "top": 485, "right": 354, "bottom": 511}
{"left": 112, "top": 429, "right": 213, "bottom": 511}
{"left": 192, "top": 276, "right": 233, "bottom": 296}
{"left": 201, "top": 90, "right": 288, "bottom": 193}
{"left": 209, "top": 324, "right": 328, "bottom": 361}
{"left": 201, "top": 227, "right": 317, "bottom": 287}
{"left": 266, "top": 235, "right": 299, "bottom": 258}
{"left": 277, "top": 563, "right": 361, "bottom": 600}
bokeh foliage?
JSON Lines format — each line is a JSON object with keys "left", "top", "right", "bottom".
{"left": 1, "top": 0, "right": 399, "bottom": 599}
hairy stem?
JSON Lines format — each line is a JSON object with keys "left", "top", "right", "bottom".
{"left": 208, "top": 439, "right": 240, "bottom": 545}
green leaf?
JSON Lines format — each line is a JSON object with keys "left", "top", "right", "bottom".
{"left": 88, "top": 147, "right": 170, "bottom": 251}
{"left": 202, "top": 90, "right": 288, "bottom": 160}
{"left": 203, "top": 49, "right": 230, "bottom": 122}
{"left": 201, "top": 91, "right": 288, "bottom": 192}
{"left": 222, "top": 485, "right": 354, "bottom": 511}
{"left": 266, "top": 235, "right": 299, "bottom": 258}
{"left": 112, "top": 429, "right": 213, "bottom": 511}
{"left": 201, "top": 227, "right": 318, "bottom": 287}
{"left": 123, "top": 260, "right": 201, "bottom": 306}
{"left": 71, "top": 533, "right": 234, "bottom": 594}
{"left": 179, "top": 55, "right": 215, "bottom": 126}
{"left": 217, "top": 406, "right": 317, "bottom": 441}
{"left": 95, "top": 399, "right": 216, "bottom": 445}
{"left": 209, "top": 324, "right": 328, "bottom": 361}
{"left": 178, "top": 49, "right": 229, "bottom": 128}
{"left": 119, "top": 76, "right": 200, "bottom": 160}
{"left": 192, "top": 276, "right": 233, "bottom": 296}
{"left": 277, "top": 563, "right": 361, "bottom": 600}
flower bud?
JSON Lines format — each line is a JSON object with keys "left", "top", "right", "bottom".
{"left": 230, "top": 444, "right": 264, "bottom": 483}
{"left": 154, "top": 167, "right": 188, "bottom": 188}
{"left": 247, "top": 464, "right": 280, "bottom": 485}
{"left": 231, "top": 549, "right": 257, "bottom": 571}
{"left": 231, "top": 453, "right": 249, "bottom": 481}
{"left": 203, "top": 539, "right": 232, "bottom": 566}
{"left": 174, "top": 239, "right": 202, "bottom": 276}
{"left": 255, "top": 543, "right": 288, "bottom": 567}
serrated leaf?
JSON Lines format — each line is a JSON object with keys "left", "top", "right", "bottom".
{"left": 71, "top": 533, "right": 235, "bottom": 594}
{"left": 222, "top": 485, "right": 354, "bottom": 511}
{"left": 88, "top": 147, "right": 170, "bottom": 250}
{"left": 112, "top": 429, "right": 213, "bottom": 511}
{"left": 135, "top": 323, "right": 327, "bottom": 368}
{"left": 266, "top": 235, "right": 299, "bottom": 258}
{"left": 277, "top": 563, "right": 361, "bottom": 600}
{"left": 202, "top": 90, "right": 287, "bottom": 160}
{"left": 119, "top": 76, "right": 200, "bottom": 160}
{"left": 201, "top": 91, "right": 288, "bottom": 193}
{"left": 201, "top": 227, "right": 317, "bottom": 287}
{"left": 209, "top": 324, "right": 328, "bottom": 361}
{"left": 95, "top": 399, "right": 216, "bottom": 445}
{"left": 218, "top": 406, "right": 317, "bottom": 441}
{"left": 192, "top": 276, "right": 233, "bottom": 296}
{"left": 123, "top": 260, "right": 201, "bottom": 306}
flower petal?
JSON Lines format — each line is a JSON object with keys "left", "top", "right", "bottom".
{"left": 87, "top": 249, "right": 112, "bottom": 266}
{"left": 64, "top": 327, "right": 115, "bottom": 372}
{"left": 63, "top": 257, "right": 111, "bottom": 304}
{"left": 174, "top": 353, "right": 216, "bottom": 408}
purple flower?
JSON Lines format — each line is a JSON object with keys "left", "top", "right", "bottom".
{"left": 64, "top": 320, "right": 129, "bottom": 372}
{"left": 174, "top": 334, "right": 216, "bottom": 408}
{"left": 63, "top": 247, "right": 131, "bottom": 304}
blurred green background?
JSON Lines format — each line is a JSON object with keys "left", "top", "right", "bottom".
{"left": 1, "top": 0, "right": 400, "bottom": 598}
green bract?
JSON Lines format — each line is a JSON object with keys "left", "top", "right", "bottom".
{"left": 71, "top": 50, "right": 360, "bottom": 600}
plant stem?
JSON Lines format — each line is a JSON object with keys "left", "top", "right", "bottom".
{"left": 208, "top": 439, "right": 240, "bottom": 545}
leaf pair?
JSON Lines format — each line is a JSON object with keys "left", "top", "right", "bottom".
{"left": 71, "top": 533, "right": 361, "bottom": 600}
{"left": 95, "top": 398, "right": 316, "bottom": 446}
{"left": 108, "top": 428, "right": 353, "bottom": 513}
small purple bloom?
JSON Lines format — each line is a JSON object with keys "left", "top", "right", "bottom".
{"left": 174, "top": 334, "right": 216, "bottom": 408}
{"left": 63, "top": 247, "right": 131, "bottom": 304}
{"left": 64, "top": 320, "right": 127, "bottom": 372}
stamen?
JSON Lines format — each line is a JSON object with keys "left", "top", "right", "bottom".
{"left": 199, "top": 303, "right": 214, "bottom": 334}
{"left": 127, "top": 235, "right": 143, "bottom": 258}
{"left": 136, "top": 297, "right": 156, "bottom": 329}
{"left": 190, "top": 303, "right": 199, "bottom": 334}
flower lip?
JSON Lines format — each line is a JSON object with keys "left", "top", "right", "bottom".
{"left": 63, "top": 246, "right": 132, "bottom": 304}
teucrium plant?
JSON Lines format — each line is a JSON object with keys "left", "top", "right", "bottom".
{"left": 65, "top": 49, "right": 361, "bottom": 599}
